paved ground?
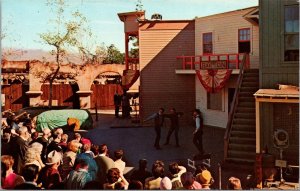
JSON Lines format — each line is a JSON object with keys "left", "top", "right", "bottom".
{"left": 83, "top": 110, "right": 254, "bottom": 189}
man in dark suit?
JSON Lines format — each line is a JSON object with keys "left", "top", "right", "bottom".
{"left": 10, "top": 126, "right": 29, "bottom": 174}
{"left": 164, "top": 108, "right": 183, "bottom": 147}
{"left": 94, "top": 144, "right": 115, "bottom": 185}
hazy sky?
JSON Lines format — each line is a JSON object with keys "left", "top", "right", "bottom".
{"left": 2, "top": 0, "right": 258, "bottom": 53}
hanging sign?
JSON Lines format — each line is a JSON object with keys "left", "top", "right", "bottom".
{"left": 201, "top": 60, "right": 228, "bottom": 70}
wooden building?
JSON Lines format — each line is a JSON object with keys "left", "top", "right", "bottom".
{"left": 139, "top": 20, "right": 196, "bottom": 123}
{"left": 255, "top": 0, "right": 299, "bottom": 182}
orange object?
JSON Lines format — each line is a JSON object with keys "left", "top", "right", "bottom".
{"left": 67, "top": 118, "right": 80, "bottom": 131}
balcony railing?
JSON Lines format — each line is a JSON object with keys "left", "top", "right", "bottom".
{"left": 176, "top": 53, "right": 250, "bottom": 70}
{"left": 126, "top": 58, "right": 139, "bottom": 70}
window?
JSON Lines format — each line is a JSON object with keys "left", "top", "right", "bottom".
{"left": 238, "top": 28, "right": 250, "bottom": 53}
{"left": 203, "top": 33, "right": 213, "bottom": 54}
{"left": 207, "top": 91, "right": 223, "bottom": 110}
{"left": 284, "top": 5, "right": 299, "bottom": 61}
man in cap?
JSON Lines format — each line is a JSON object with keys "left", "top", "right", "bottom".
{"left": 37, "top": 150, "right": 62, "bottom": 189}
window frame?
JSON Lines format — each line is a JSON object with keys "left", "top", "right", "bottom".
{"left": 281, "top": 3, "right": 299, "bottom": 64}
{"left": 202, "top": 32, "right": 213, "bottom": 55}
{"left": 238, "top": 28, "right": 251, "bottom": 54}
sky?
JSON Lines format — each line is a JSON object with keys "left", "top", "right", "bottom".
{"left": 2, "top": 0, "right": 258, "bottom": 53}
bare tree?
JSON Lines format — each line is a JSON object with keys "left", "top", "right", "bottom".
{"left": 39, "top": 0, "right": 89, "bottom": 107}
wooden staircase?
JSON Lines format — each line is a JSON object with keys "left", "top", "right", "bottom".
{"left": 225, "top": 69, "right": 259, "bottom": 164}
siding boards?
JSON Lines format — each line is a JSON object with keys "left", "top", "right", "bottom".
{"left": 139, "top": 21, "right": 195, "bottom": 123}
{"left": 195, "top": 8, "right": 259, "bottom": 69}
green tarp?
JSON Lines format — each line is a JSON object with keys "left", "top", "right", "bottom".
{"left": 36, "top": 109, "right": 93, "bottom": 132}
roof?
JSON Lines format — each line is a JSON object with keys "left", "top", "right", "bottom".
{"left": 118, "top": 11, "right": 145, "bottom": 22}
{"left": 254, "top": 89, "right": 299, "bottom": 98}
{"left": 195, "top": 6, "right": 258, "bottom": 20}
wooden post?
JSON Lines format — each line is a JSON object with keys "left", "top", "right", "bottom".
{"left": 95, "top": 99, "right": 98, "bottom": 122}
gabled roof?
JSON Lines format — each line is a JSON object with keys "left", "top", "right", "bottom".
{"left": 243, "top": 7, "right": 259, "bottom": 25}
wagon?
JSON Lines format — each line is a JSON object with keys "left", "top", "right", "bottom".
{"left": 36, "top": 109, "right": 93, "bottom": 132}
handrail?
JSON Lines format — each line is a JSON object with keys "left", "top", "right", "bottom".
{"left": 176, "top": 53, "right": 248, "bottom": 70}
{"left": 223, "top": 53, "right": 248, "bottom": 160}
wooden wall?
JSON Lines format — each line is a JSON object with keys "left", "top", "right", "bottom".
{"left": 259, "top": 0, "right": 299, "bottom": 165}
{"left": 195, "top": 7, "right": 259, "bottom": 69}
{"left": 139, "top": 21, "right": 195, "bottom": 124}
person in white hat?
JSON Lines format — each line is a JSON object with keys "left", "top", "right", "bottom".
{"left": 37, "top": 150, "right": 62, "bottom": 189}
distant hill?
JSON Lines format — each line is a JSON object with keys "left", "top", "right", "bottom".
{"left": 1, "top": 48, "right": 84, "bottom": 64}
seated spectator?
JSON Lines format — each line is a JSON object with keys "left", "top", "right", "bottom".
{"left": 160, "top": 176, "right": 172, "bottom": 190}
{"left": 227, "top": 177, "right": 242, "bottom": 190}
{"left": 180, "top": 171, "right": 202, "bottom": 190}
{"left": 30, "top": 132, "right": 39, "bottom": 145}
{"left": 83, "top": 180, "right": 103, "bottom": 189}
{"left": 76, "top": 152, "right": 98, "bottom": 181}
{"left": 58, "top": 134, "right": 68, "bottom": 153}
{"left": 74, "top": 132, "right": 82, "bottom": 142}
{"left": 91, "top": 144, "right": 100, "bottom": 157}
{"left": 81, "top": 138, "right": 95, "bottom": 158}
{"left": 103, "top": 168, "right": 129, "bottom": 189}
{"left": 94, "top": 144, "right": 115, "bottom": 185}
{"left": 15, "top": 164, "right": 40, "bottom": 189}
{"left": 60, "top": 140, "right": 81, "bottom": 179}
{"left": 196, "top": 170, "right": 213, "bottom": 189}
{"left": 1, "top": 155, "right": 24, "bottom": 189}
{"left": 168, "top": 162, "right": 186, "bottom": 189}
{"left": 64, "top": 159, "right": 92, "bottom": 189}
{"left": 1, "top": 128, "right": 12, "bottom": 155}
{"left": 114, "top": 149, "right": 126, "bottom": 175}
{"left": 47, "top": 130, "right": 62, "bottom": 155}
{"left": 144, "top": 160, "right": 165, "bottom": 190}
{"left": 35, "top": 128, "right": 51, "bottom": 163}
{"left": 130, "top": 159, "right": 152, "bottom": 186}
{"left": 37, "top": 150, "right": 62, "bottom": 189}
{"left": 128, "top": 180, "right": 143, "bottom": 190}
{"left": 24, "top": 142, "right": 45, "bottom": 171}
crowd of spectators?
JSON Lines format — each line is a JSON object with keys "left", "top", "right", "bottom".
{"left": 1, "top": 110, "right": 243, "bottom": 190}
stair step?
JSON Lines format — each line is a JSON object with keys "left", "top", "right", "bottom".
{"left": 242, "top": 77, "right": 259, "bottom": 82}
{"left": 241, "top": 81, "right": 259, "bottom": 87}
{"left": 238, "top": 96, "right": 255, "bottom": 102}
{"left": 244, "top": 69, "right": 259, "bottom": 73}
{"left": 233, "top": 118, "right": 255, "bottom": 125}
{"left": 228, "top": 150, "right": 256, "bottom": 159}
{"left": 230, "top": 130, "right": 256, "bottom": 138}
{"left": 243, "top": 72, "right": 259, "bottom": 77}
{"left": 236, "top": 107, "right": 255, "bottom": 113}
{"left": 229, "top": 137, "right": 256, "bottom": 144}
{"left": 238, "top": 92, "right": 255, "bottom": 97}
{"left": 240, "top": 87, "right": 259, "bottom": 93}
{"left": 232, "top": 124, "right": 255, "bottom": 131}
{"left": 225, "top": 157, "right": 255, "bottom": 164}
{"left": 234, "top": 112, "right": 255, "bottom": 119}
{"left": 238, "top": 101, "right": 255, "bottom": 107}
{"left": 228, "top": 143, "right": 256, "bottom": 151}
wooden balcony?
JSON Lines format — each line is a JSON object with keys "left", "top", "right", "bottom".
{"left": 176, "top": 53, "right": 250, "bottom": 73}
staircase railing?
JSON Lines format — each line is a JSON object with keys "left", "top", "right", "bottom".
{"left": 224, "top": 53, "right": 249, "bottom": 160}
